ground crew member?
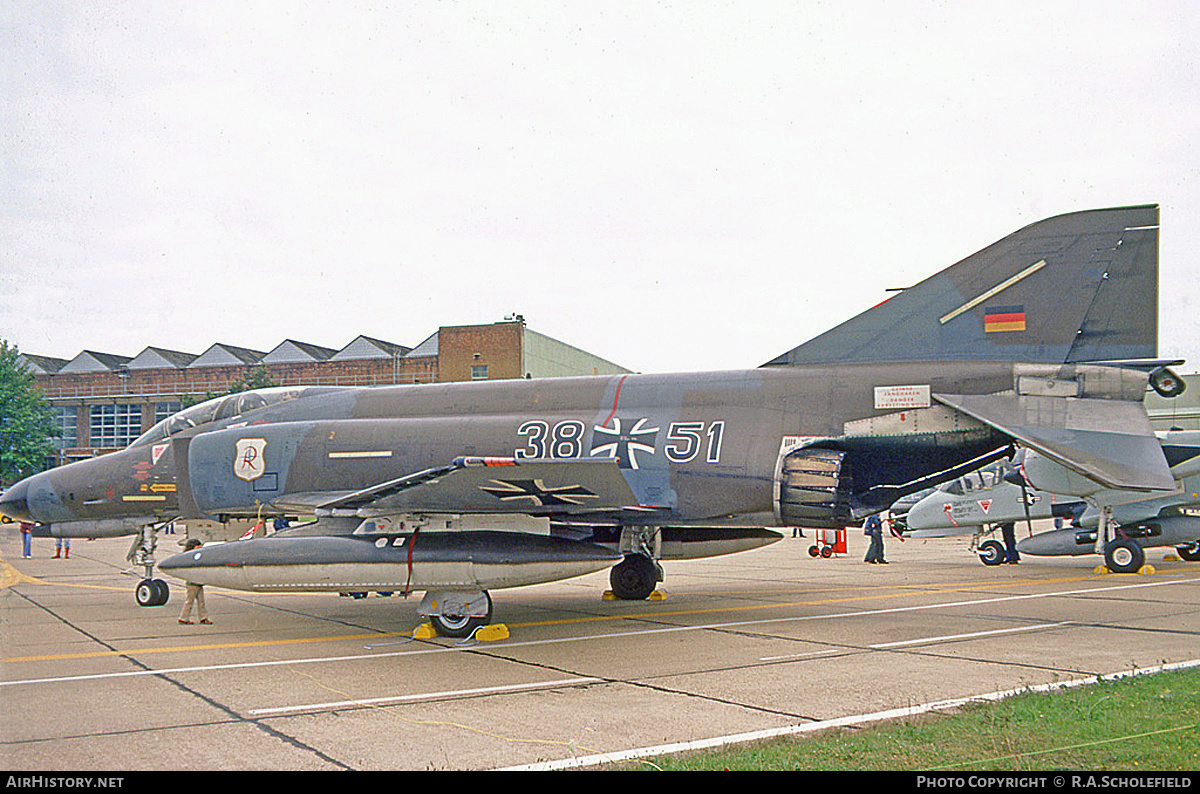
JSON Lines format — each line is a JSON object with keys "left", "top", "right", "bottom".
{"left": 178, "top": 539, "right": 212, "bottom": 625}
{"left": 864, "top": 512, "right": 888, "bottom": 564}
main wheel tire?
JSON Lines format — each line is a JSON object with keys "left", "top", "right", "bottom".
{"left": 808, "top": 545, "right": 820, "bottom": 557}
{"left": 609, "top": 554, "right": 658, "bottom": 600}
{"left": 978, "top": 540, "right": 1005, "bottom": 566}
{"left": 1105, "top": 538, "right": 1144, "bottom": 573}
{"left": 430, "top": 592, "right": 493, "bottom": 638}
{"left": 1176, "top": 543, "right": 1200, "bottom": 562}
{"left": 151, "top": 579, "right": 170, "bottom": 606}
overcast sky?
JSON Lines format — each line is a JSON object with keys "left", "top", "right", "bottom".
{"left": 2, "top": 1, "right": 1198, "bottom": 375}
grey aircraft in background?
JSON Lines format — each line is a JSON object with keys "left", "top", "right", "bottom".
{"left": 888, "top": 458, "right": 1085, "bottom": 564}
{"left": 2, "top": 205, "right": 1185, "bottom": 636}
{"left": 893, "top": 433, "right": 1200, "bottom": 571}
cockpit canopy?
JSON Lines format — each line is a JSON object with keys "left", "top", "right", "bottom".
{"left": 940, "top": 462, "right": 1012, "bottom": 496}
{"left": 130, "top": 387, "right": 309, "bottom": 447}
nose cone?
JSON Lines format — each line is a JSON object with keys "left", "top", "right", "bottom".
{"left": 159, "top": 548, "right": 206, "bottom": 572}
{"left": 0, "top": 478, "right": 32, "bottom": 523}
{"left": 904, "top": 496, "right": 948, "bottom": 532}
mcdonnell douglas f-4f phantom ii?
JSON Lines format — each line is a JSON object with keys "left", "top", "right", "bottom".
{"left": 1, "top": 205, "right": 1186, "bottom": 636}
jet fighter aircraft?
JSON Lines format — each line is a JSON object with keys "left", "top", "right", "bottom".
{"left": 1, "top": 205, "right": 1184, "bottom": 636}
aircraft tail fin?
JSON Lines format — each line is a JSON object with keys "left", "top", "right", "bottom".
{"left": 763, "top": 204, "right": 1159, "bottom": 367}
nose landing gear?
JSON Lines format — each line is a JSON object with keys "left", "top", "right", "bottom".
{"left": 128, "top": 523, "right": 170, "bottom": 606}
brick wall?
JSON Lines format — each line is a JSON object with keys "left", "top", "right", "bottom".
{"left": 437, "top": 321, "right": 524, "bottom": 382}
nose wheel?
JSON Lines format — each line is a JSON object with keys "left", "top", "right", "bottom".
{"left": 135, "top": 578, "right": 170, "bottom": 606}
{"left": 128, "top": 523, "right": 170, "bottom": 606}
{"left": 977, "top": 539, "right": 1006, "bottom": 566}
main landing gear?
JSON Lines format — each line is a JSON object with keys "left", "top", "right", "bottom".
{"left": 608, "top": 526, "right": 663, "bottom": 601}
{"left": 1103, "top": 538, "right": 1145, "bottom": 574}
{"left": 609, "top": 553, "right": 661, "bottom": 600}
{"left": 418, "top": 590, "right": 494, "bottom": 638}
{"left": 415, "top": 526, "right": 665, "bottom": 638}
{"left": 1094, "top": 506, "right": 1147, "bottom": 574}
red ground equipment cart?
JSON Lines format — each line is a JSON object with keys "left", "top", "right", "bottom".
{"left": 808, "top": 528, "right": 847, "bottom": 558}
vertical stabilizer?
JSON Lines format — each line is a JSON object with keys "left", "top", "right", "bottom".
{"left": 763, "top": 205, "right": 1158, "bottom": 366}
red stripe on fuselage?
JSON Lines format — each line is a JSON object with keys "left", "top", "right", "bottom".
{"left": 600, "top": 375, "right": 628, "bottom": 428}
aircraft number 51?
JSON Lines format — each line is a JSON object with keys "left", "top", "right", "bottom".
{"left": 664, "top": 421, "right": 724, "bottom": 463}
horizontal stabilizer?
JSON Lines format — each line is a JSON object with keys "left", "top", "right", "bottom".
{"left": 933, "top": 391, "right": 1174, "bottom": 492}
{"left": 765, "top": 205, "right": 1158, "bottom": 366}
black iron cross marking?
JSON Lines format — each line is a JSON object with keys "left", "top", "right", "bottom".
{"left": 481, "top": 478, "right": 598, "bottom": 507}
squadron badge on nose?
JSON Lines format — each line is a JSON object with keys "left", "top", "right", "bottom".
{"left": 234, "top": 438, "right": 268, "bottom": 481}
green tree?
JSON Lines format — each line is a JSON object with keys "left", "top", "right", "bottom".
{"left": 226, "top": 365, "right": 278, "bottom": 394}
{"left": 0, "top": 340, "right": 56, "bottom": 484}
{"left": 180, "top": 365, "right": 280, "bottom": 410}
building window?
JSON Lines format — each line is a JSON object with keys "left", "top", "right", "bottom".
{"left": 90, "top": 403, "right": 142, "bottom": 448}
{"left": 471, "top": 365, "right": 489, "bottom": 380}
{"left": 155, "top": 402, "right": 182, "bottom": 424}
{"left": 53, "top": 407, "right": 78, "bottom": 450}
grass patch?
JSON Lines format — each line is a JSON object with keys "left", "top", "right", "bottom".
{"left": 616, "top": 667, "right": 1200, "bottom": 771}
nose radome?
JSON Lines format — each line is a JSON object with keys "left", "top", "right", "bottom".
{"left": 0, "top": 478, "right": 32, "bottom": 523}
{"left": 904, "top": 499, "right": 939, "bottom": 531}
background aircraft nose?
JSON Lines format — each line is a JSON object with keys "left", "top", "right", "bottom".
{"left": 903, "top": 497, "right": 945, "bottom": 532}
{"left": 0, "top": 479, "right": 32, "bottom": 523}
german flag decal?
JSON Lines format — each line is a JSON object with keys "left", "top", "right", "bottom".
{"left": 984, "top": 305, "right": 1026, "bottom": 333}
